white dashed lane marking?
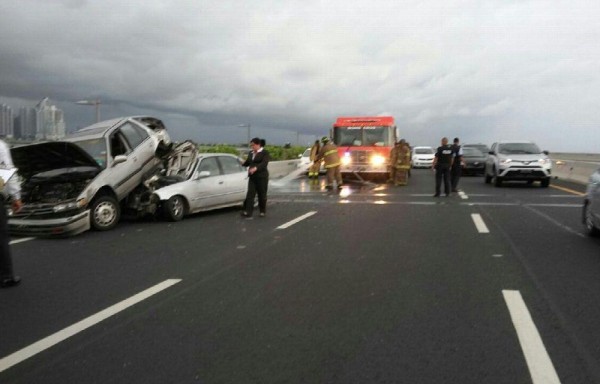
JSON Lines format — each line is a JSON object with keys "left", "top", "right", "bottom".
{"left": 471, "top": 213, "right": 490, "bottom": 233}
{"left": 277, "top": 211, "right": 317, "bottom": 229}
{"left": 9, "top": 237, "right": 35, "bottom": 245}
{"left": 503, "top": 290, "right": 561, "bottom": 384}
{"left": 0, "top": 279, "right": 182, "bottom": 373}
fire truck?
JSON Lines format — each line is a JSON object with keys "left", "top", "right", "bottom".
{"left": 331, "top": 116, "right": 398, "bottom": 180}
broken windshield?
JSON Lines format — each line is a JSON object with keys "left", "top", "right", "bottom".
{"left": 71, "top": 138, "right": 108, "bottom": 168}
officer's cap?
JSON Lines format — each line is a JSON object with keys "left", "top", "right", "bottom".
{"left": 321, "top": 136, "right": 330, "bottom": 143}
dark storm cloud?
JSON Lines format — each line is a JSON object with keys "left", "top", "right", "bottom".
{"left": 1, "top": 0, "right": 599, "bottom": 149}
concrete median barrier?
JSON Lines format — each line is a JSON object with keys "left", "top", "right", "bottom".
{"left": 268, "top": 159, "right": 301, "bottom": 178}
{"left": 551, "top": 153, "right": 600, "bottom": 184}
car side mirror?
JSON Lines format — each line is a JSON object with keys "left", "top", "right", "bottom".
{"left": 112, "top": 155, "right": 128, "bottom": 166}
{"left": 543, "top": 150, "right": 549, "bottom": 155}
{"left": 488, "top": 151, "right": 494, "bottom": 155}
{"left": 298, "top": 154, "right": 302, "bottom": 158}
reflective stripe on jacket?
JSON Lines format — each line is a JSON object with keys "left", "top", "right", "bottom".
{"left": 318, "top": 143, "right": 341, "bottom": 168}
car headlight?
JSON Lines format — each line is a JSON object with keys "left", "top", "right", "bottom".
{"left": 341, "top": 152, "right": 352, "bottom": 165}
{"left": 538, "top": 158, "right": 550, "bottom": 165}
{"left": 53, "top": 198, "right": 87, "bottom": 213}
{"left": 371, "top": 155, "right": 386, "bottom": 166}
{"left": 500, "top": 158, "right": 512, "bottom": 164}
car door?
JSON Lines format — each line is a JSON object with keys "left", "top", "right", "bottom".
{"left": 119, "top": 122, "right": 157, "bottom": 175}
{"left": 216, "top": 155, "right": 248, "bottom": 204}
{"left": 188, "top": 157, "right": 227, "bottom": 211}
{"left": 107, "top": 130, "right": 137, "bottom": 199}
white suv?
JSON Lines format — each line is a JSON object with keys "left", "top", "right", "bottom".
{"left": 485, "top": 141, "right": 552, "bottom": 187}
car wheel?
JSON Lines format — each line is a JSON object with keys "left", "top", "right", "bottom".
{"left": 584, "top": 203, "right": 600, "bottom": 237}
{"left": 540, "top": 178, "right": 550, "bottom": 188}
{"left": 484, "top": 170, "right": 492, "bottom": 184}
{"left": 90, "top": 195, "right": 120, "bottom": 231}
{"left": 493, "top": 170, "right": 503, "bottom": 187}
{"left": 163, "top": 195, "right": 186, "bottom": 222}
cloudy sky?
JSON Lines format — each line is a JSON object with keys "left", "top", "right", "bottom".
{"left": 1, "top": 0, "right": 599, "bottom": 151}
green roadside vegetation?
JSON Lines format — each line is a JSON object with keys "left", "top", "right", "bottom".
{"left": 198, "top": 143, "right": 306, "bottom": 161}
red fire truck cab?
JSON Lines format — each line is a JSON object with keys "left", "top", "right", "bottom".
{"left": 331, "top": 116, "right": 398, "bottom": 180}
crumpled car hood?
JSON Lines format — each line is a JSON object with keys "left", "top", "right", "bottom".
{"left": 11, "top": 141, "right": 101, "bottom": 180}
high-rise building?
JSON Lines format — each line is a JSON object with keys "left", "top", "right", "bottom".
{"left": 36, "top": 97, "right": 66, "bottom": 140}
{"left": 0, "top": 104, "right": 14, "bottom": 138}
{"left": 18, "top": 106, "right": 37, "bottom": 139}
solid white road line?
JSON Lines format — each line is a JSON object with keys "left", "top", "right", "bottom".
{"left": 277, "top": 211, "right": 317, "bottom": 229}
{"left": 9, "top": 237, "right": 35, "bottom": 245}
{"left": 503, "top": 290, "right": 562, "bottom": 384}
{"left": 471, "top": 213, "right": 490, "bottom": 233}
{"left": 0, "top": 279, "right": 182, "bottom": 373}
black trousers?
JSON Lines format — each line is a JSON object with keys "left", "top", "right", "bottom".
{"left": 451, "top": 166, "right": 462, "bottom": 191}
{"left": 435, "top": 165, "right": 451, "bottom": 195}
{"left": 244, "top": 176, "right": 268, "bottom": 215}
{"left": 0, "top": 200, "right": 14, "bottom": 279}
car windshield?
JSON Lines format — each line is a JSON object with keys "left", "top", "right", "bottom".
{"left": 71, "top": 138, "right": 108, "bottom": 168}
{"left": 334, "top": 126, "right": 391, "bottom": 147}
{"left": 498, "top": 143, "right": 541, "bottom": 155}
{"left": 463, "top": 148, "right": 483, "bottom": 157}
{"left": 464, "top": 144, "right": 489, "bottom": 153}
{"left": 414, "top": 148, "right": 434, "bottom": 154}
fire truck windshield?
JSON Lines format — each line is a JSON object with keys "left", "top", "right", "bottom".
{"left": 334, "top": 126, "right": 391, "bottom": 147}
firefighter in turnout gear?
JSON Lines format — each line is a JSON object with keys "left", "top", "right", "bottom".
{"left": 388, "top": 141, "right": 400, "bottom": 183}
{"left": 317, "top": 136, "right": 343, "bottom": 190}
{"left": 308, "top": 140, "right": 321, "bottom": 179}
{"left": 394, "top": 139, "right": 411, "bottom": 186}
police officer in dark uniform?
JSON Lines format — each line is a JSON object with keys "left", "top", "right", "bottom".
{"left": 450, "top": 137, "right": 463, "bottom": 192}
{"left": 432, "top": 137, "right": 454, "bottom": 197}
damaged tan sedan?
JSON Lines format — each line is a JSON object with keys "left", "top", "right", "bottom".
{"left": 8, "top": 116, "right": 185, "bottom": 236}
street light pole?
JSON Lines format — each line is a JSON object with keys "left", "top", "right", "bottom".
{"left": 238, "top": 124, "right": 251, "bottom": 143}
{"left": 75, "top": 99, "right": 101, "bottom": 123}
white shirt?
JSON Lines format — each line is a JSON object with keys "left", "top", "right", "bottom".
{"left": 0, "top": 140, "right": 21, "bottom": 200}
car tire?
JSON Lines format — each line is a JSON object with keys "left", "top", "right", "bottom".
{"left": 493, "top": 170, "right": 503, "bottom": 187}
{"left": 584, "top": 203, "right": 600, "bottom": 237}
{"left": 163, "top": 195, "right": 186, "bottom": 222}
{"left": 90, "top": 195, "right": 120, "bottom": 231}
{"left": 540, "top": 178, "right": 550, "bottom": 188}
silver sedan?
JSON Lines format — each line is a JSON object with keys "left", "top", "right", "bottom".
{"left": 153, "top": 153, "right": 248, "bottom": 221}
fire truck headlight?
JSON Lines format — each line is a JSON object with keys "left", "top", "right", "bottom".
{"left": 371, "top": 155, "right": 385, "bottom": 166}
{"left": 342, "top": 153, "right": 352, "bottom": 165}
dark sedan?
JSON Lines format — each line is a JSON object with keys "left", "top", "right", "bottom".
{"left": 462, "top": 147, "right": 486, "bottom": 176}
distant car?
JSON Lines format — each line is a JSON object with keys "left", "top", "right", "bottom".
{"left": 411, "top": 146, "right": 435, "bottom": 168}
{"left": 9, "top": 116, "right": 171, "bottom": 236}
{"left": 485, "top": 141, "right": 552, "bottom": 187}
{"left": 298, "top": 147, "right": 325, "bottom": 174}
{"left": 153, "top": 153, "right": 248, "bottom": 221}
{"left": 299, "top": 148, "right": 312, "bottom": 167}
{"left": 583, "top": 167, "right": 600, "bottom": 236}
{"left": 461, "top": 147, "right": 486, "bottom": 176}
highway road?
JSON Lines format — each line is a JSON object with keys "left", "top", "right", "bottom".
{"left": 1, "top": 169, "right": 599, "bottom": 383}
